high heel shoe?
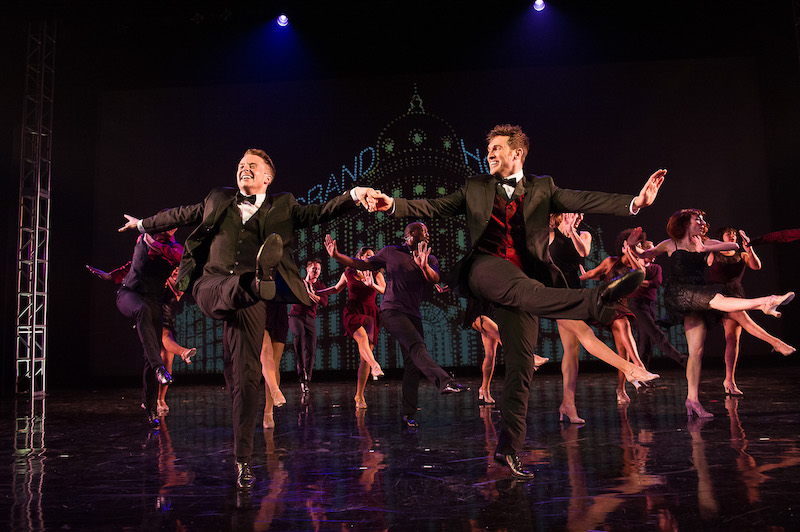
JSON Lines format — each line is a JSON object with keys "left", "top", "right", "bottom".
{"left": 762, "top": 291, "right": 795, "bottom": 318}
{"left": 558, "top": 404, "right": 585, "bottom": 424}
{"left": 478, "top": 388, "right": 496, "bottom": 405}
{"left": 180, "top": 347, "right": 197, "bottom": 364}
{"left": 271, "top": 389, "right": 287, "bottom": 408}
{"left": 533, "top": 355, "right": 549, "bottom": 371}
{"left": 616, "top": 389, "right": 631, "bottom": 405}
{"left": 771, "top": 341, "right": 796, "bottom": 356}
{"left": 625, "top": 367, "right": 660, "bottom": 390}
{"left": 263, "top": 413, "right": 275, "bottom": 429}
{"left": 354, "top": 396, "right": 367, "bottom": 409}
{"left": 723, "top": 381, "right": 743, "bottom": 396}
{"left": 685, "top": 399, "right": 713, "bottom": 418}
{"left": 370, "top": 363, "right": 384, "bottom": 381}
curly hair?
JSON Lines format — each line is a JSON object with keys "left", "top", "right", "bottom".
{"left": 615, "top": 228, "right": 646, "bottom": 256}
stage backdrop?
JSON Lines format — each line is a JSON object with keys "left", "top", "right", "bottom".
{"left": 88, "top": 59, "right": 777, "bottom": 376}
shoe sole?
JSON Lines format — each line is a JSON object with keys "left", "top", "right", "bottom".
{"left": 257, "top": 234, "right": 283, "bottom": 299}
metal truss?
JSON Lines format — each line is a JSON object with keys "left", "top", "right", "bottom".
{"left": 16, "top": 21, "right": 56, "bottom": 395}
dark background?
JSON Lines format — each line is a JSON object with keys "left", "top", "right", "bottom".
{"left": 2, "top": 0, "right": 799, "bottom": 393}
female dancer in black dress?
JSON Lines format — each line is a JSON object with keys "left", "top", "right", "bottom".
{"left": 549, "top": 213, "right": 592, "bottom": 423}
{"left": 707, "top": 226, "right": 795, "bottom": 396}
{"left": 580, "top": 228, "right": 649, "bottom": 405}
{"left": 627, "top": 209, "right": 795, "bottom": 418}
{"left": 317, "top": 247, "right": 385, "bottom": 409}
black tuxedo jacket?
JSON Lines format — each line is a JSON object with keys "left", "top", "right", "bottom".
{"left": 393, "top": 173, "right": 635, "bottom": 290}
{"left": 142, "top": 187, "right": 357, "bottom": 305}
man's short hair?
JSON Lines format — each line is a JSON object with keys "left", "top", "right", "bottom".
{"left": 306, "top": 259, "right": 321, "bottom": 267}
{"left": 245, "top": 148, "right": 276, "bottom": 177}
{"left": 487, "top": 124, "right": 530, "bottom": 163}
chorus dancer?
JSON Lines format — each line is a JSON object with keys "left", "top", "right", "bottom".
{"left": 88, "top": 227, "right": 189, "bottom": 428}
{"left": 289, "top": 259, "right": 329, "bottom": 394}
{"left": 118, "top": 148, "right": 379, "bottom": 489}
{"left": 156, "top": 267, "right": 197, "bottom": 416}
{"left": 316, "top": 247, "right": 386, "bottom": 409}
{"left": 324, "top": 223, "right": 466, "bottom": 429}
{"left": 707, "top": 226, "right": 796, "bottom": 396}
{"left": 548, "top": 212, "right": 591, "bottom": 422}
{"left": 580, "top": 228, "right": 653, "bottom": 405}
{"left": 624, "top": 240, "right": 687, "bottom": 369}
{"left": 364, "top": 124, "right": 665, "bottom": 477}
{"left": 627, "top": 210, "right": 795, "bottom": 418}
{"left": 261, "top": 301, "right": 288, "bottom": 429}
{"left": 436, "top": 292, "right": 550, "bottom": 407}
{"left": 88, "top": 263, "right": 197, "bottom": 418}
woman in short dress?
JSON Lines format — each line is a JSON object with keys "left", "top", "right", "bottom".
{"left": 628, "top": 209, "right": 795, "bottom": 418}
{"left": 317, "top": 247, "right": 385, "bottom": 409}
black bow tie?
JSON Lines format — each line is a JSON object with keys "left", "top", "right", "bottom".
{"left": 496, "top": 177, "right": 518, "bottom": 188}
{"left": 237, "top": 192, "right": 258, "bottom": 204}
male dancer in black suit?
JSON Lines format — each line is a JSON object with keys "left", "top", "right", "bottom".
{"left": 324, "top": 222, "right": 465, "bottom": 428}
{"left": 119, "top": 148, "right": 376, "bottom": 489}
{"left": 289, "top": 259, "right": 328, "bottom": 394}
{"left": 366, "top": 125, "right": 666, "bottom": 478}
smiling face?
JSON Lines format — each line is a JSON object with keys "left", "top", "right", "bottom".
{"left": 486, "top": 135, "right": 523, "bottom": 177}
{"left": 236, "top": 153, "right": 273, "bottom": 195}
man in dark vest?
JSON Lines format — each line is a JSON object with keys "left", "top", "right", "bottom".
{"left": 119, "top": 148, "right": 376, "bottom": 489}
{"left": 367, "top": 124, "right": 666, "bottom": 478}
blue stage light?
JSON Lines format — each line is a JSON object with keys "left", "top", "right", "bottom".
{"left": 533, "top": 0, "right": 545, "bottom": 12}
{"left": 277, "top": 14, "right": 289, "bottom": 27}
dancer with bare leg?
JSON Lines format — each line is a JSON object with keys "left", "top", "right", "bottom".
{"left": 627, "top": 209, "right": 795, "bottom": 418}
{"left": 261, "top": 301, "right": 288, "bottom": 429}
{"left": 317, "top": 246, "right": 386, "bottom": 409}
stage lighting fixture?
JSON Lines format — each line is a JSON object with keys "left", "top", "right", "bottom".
{"left": 533, "top": 0, "right": 545, "bottom": 11}
{"left": 277, "top": 14, "right": 289, "bottom": 26}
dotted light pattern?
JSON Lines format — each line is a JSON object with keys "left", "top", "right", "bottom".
{"left": 173, "top": 89, "right": 685, "bottom": 374}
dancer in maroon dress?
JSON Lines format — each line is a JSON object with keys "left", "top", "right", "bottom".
{"left": 707, "top": 226, "right": 796, "bottom": 396}
{"left": 317, "top": 247, "right": 385, "bottom": 409}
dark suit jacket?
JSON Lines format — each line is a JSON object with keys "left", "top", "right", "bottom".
{"left": 393, "top": 173, "right": 635, "bottom": 291}
{"left": 141, "top": 187, "right": 357, "bottom": 305}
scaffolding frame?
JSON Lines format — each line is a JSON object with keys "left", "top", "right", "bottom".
{"left": 16, "top": 21, "right": 56, "bottom": 395}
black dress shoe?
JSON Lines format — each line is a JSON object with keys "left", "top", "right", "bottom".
{"left": 401, "top": 415, "right": 419, "bottom": 428}
{"left": 596, "top": 269, "right": 645, "bottom": 323}
{"left": 236, "top": 461, "right": 255, "bottom": 489}
{"left": 155, "top": 365, "right": 173, "bottom": 385}
{"left": 142, "top": 404, "right": 160, "bottom": 428}
{"left": 441, "top": 382, "right": 466, "bottom": 395}
{"left": 494, "top": 452, "right": 534, "bottom": 479}
{"left": 256, "top": 233, "right": 283, "bottom": 300}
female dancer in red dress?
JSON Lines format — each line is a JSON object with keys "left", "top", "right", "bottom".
{"left": 317, "top": 247, "right": 385, "bottom": 409}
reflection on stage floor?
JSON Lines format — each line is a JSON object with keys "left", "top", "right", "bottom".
{"left": 4, "top": 364, "right": 800, "bottom": 531}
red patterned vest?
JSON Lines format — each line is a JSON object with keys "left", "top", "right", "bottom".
{"left": 474, "top": 191, "right": 526, "bottom": 270}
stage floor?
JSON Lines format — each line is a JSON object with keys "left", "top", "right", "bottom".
{"left": 4, "top": 364, "right": 800, "bottom": 531}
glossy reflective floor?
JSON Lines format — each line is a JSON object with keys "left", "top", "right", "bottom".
{"left": 4, "top": 363, "right": 800, "bottom": 531}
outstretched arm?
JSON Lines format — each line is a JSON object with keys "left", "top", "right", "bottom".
{"left": 118, "top": 214, "right": 141, "bottom": 233}
{"left": 324, "top": 234, "right": 378, "bottom": 271}
{"left": 316, "top": 272, "right": 348, "bottom": 296}
{"left": 631, "top": 169, "right": 667, "bottom": 213}
{"left": 579, "top": 256, "right": 613, "bottom": 281}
